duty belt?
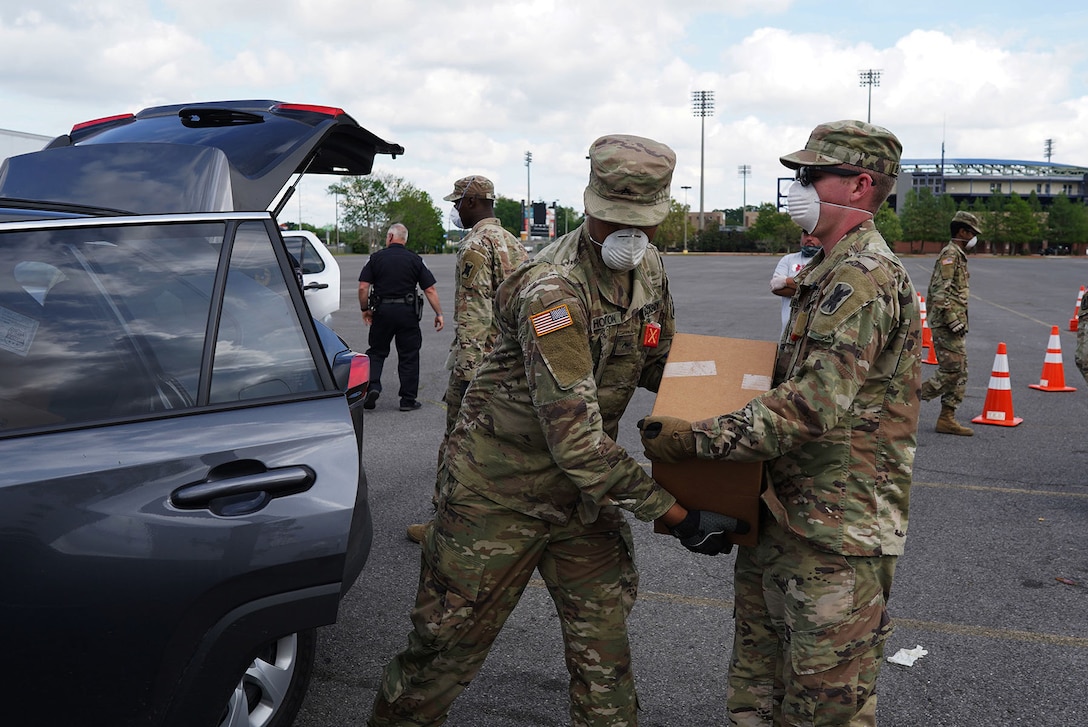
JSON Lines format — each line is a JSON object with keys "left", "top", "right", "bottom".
{"left": 381, "top": 294, "right": 417, "bottom": 305}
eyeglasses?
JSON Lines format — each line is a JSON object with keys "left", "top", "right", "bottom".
{"left": 796, "top": 166, "right": 860, "bottom": 187}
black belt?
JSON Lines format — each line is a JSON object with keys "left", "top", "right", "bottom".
{"left": 380, "top": 294, "right": 417, "bottom": 305}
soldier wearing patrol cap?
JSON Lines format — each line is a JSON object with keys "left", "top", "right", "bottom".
{"left": 367, "top": 135, "right": 744, "bottom": 727}
{"left": 404, "top": 175, "right": 528, "bottom": 543}
{"left": 639, "top": 120, "right": 921, "bottom": 725}
{"left": 919, "top": 209, "right": 982, "bottom": 435}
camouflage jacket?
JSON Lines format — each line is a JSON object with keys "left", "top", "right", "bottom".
{"left": 445, "top": 225, "right": 677, "bottom": 525}
{"left": 1077, "top": 289, "right": 1088, "bottom": 383}
{"left": 445, "top": 218, "right": 528, "bottom": 383}
{"left": 692, "top": 221, "right": 921, "bottom": 556}
{"left": 926, "top": 241, "right": 969, "bottom": 330}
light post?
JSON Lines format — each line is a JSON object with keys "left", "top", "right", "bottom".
{"left": 691, "top": 90, "right": 714, "bottom": 233}
{"left": 334, "top": 189, "right": 340, "bottom": 249}
{"left": 680, "top": 185, "right": 691, "bottom": 253}
{"left": 858, "top": 69, "right": 882, "bottom": 123}
{"left": 525, "top": 151, "right": 533, "bottom": 237}
{"left": 737, "top": 165, "right": 751, "bottom": 228}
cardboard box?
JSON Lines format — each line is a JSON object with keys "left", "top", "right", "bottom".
{"left": 650, "top": 333, "right": 778, "bottom": 547}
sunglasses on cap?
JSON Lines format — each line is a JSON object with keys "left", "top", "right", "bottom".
{"left": 796, "top": 166, "right": 861, "bottom": 187}
{"left": 454, "top": 176, "right": 479, "bottom": 207}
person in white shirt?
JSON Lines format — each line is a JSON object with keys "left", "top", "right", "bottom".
{"left": 769, "top": 233, "right": 820, "bottom": 336}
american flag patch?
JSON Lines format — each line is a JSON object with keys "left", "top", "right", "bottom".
{"left": 530, "top": 304, "right": 574, "bottom": 337}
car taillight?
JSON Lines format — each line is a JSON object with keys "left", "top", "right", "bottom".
{"left": 272, "top": 103, "right": 345, "bottom": 118}
{"left": 348, "top": 353, "right": 370, "bottom": 398}
{"left": 70, "top": 113, "right": 135, "bottom": 133}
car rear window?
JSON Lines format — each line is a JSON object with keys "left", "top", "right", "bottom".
{"left": 0, "top": 218, "right": 326, "bottom": 435}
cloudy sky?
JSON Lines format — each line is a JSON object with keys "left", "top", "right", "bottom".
{"left": 2, "top": 1, "right": 1087, "bottom": 231}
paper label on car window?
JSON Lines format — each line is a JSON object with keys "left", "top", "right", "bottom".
{"left": 663, "top": 360, "right": 717, "bottom": 377}
{"left": 0, "top": 306, "right": 39, "bottom": 357}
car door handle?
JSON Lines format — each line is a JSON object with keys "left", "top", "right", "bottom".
{"left": 303, "top": 282, "right": 329, "bottom": 290}
{"left": 171, "top": 466, "right": 316, "bottom": 509}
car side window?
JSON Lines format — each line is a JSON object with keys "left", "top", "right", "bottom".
{"left": 209, "top": 222, "right": 323, "bottom": 403}
{"left": 284, "top": 235, "right": 326, "bottom": 275}
{"left": 0, "top": 219, "right": 327, "bottom": 436}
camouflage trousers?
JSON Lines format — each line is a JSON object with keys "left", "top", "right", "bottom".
{"left": 368, "top": 479, "right": 640, "bottom": 727}
{"left": 727, "top": 516, "right": 896, "bottom": 726}
{"left": 430, "top": 376, "right": 471, "bottom": 507}
{"left": 920, "top": 325, "right": 968, "bottom": 409}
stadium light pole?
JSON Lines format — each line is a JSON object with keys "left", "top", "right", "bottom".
{"left": 738, "top": 165, "right": 751, "bottom": 227}
{"left": 692, "top": 90, "right": 714, "bottom": 233}
{"left": 858, "top": 69, "right": 882, "bottom": 123}
{"left": 525, "top": 150, "right": 532, "bottom": 237}
{"left": 680, "top": 185, "right": 692, "bottom": 253}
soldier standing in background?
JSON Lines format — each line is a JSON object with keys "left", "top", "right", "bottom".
{"left": 405, "top": 175, "right": 528, "bottom": 543}
{"left": 769, "top": 232, "right": 821, "bottom": 337}
{"left": 1076, "top": 289, "right": 1088, "bottom": 384}
{"left": 919, "top": 210, "right": 982, "bottom": 436}
{"left": 367, "top": 134, "right": 743, "bottom": 727}
{"left": 358, "top": 223, "right": 444, "bottom": 412}
{"left": 640, "top": 120, "right": 920, "bottom": 726}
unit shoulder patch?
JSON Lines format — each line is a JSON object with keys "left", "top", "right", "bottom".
{"left": 811, "top": 264, "right": 879, "bottom": 335}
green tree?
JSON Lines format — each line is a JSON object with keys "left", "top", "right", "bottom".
{"left": 899, "top": 188, "right": 948, "bottom": 243}
{"left": 1002, "top": 193, "right": 1041, "bottom": 252}
{"left": 1045, "top": 194, "right": 1088, "bottom": 247}
{"left": 874, "top": 203, "right": 902, "bottom": 246}
{"left": 328, "top": 174, "right": 392, "bottom": 252}
{"left": 554, "top": 204, "right": 584, "bottom": 238}
{"left": 386, "top": 187, "right": 444, "bottom": 253}
{"left": 746, "top": 203, "right": 801, "bottom": 254}
{"left": 328, "top": 173, "right": 443, "bottom": 253}
{"left": 494, "top": 196, "right": 525, "bottom": 238}
{"left": 654, "top": 199, "right": 692, "bottom": 251}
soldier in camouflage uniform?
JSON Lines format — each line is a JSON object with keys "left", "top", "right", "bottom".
{"left": 405, "top": 175, "right": 528, "bottom": 543}
{"left": 368, "top": 135, "right": 743, "bottom": 727}
{"left": 919, "top": 210, "right": 981, "bottom": 436}
{"left": 640, "top": 120, "right": 921, "bottom": 726}
{"left": 1077, "top": 291, "right": 1088, "bottom": 385}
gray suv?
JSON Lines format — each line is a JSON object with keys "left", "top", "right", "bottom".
{"left": 0, "top": 101, "right": 401, "bottom": 726}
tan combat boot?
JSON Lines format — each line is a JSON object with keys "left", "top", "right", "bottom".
{"left": 406, "top": 521, "right": 431, "bottom": 544}
{"left": 935, "top": 406, "right": 974, "bottom": 436}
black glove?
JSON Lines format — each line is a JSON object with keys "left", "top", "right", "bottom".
{"left": 670, "top": 510, "right": 749, "bottom": 556}
{"left": 637, "top": 416, "right": 696, "bottom": 463}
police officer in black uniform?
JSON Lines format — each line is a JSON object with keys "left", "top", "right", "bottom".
{"left": 358, "top": 223, "right": 444, "bottom": 411}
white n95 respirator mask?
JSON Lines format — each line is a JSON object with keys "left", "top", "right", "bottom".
{"left": 592, "top": 229, "right": 650, "bottom": 271}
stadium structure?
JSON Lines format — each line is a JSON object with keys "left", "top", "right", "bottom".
{"left": 896, "top": 158, "right": 1088, "bottom": 211}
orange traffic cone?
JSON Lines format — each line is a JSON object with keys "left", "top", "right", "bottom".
{"left": 919, "top": 294, "right": 938, "bottom": 365}
{"left": 972, "top": 342, "right": 1023, "bottom": 427}
{"left": 1069, "top": 286, "right": 1084, "bottom": 332}
{"left": 1028, "top": 325, "right": 1076, "bottom": 392}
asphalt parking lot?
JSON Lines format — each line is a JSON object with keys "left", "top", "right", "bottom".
{"left": 297, "top": 250, "right": 1088, "bottom": 727}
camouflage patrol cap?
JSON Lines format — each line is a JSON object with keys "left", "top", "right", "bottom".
{"left": 442, "top": 175, "right": 496, "bottom": 202}
{"left": 583, "top": 134, "right": 676, "bottom": 226}
{"left": 780, "top": 120, "right": 902, "bottom": 177}
{"left": 951, "top": 210, "right": 982, "bottom": 235}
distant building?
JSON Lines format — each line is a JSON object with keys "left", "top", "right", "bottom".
{"left": 1, "top": 127, "right": 52, "bottom": 161}
{"left": 685, "top": 209, "right": 726, "bottom": 231}
{"left": 896, "top": 158, "right": 1088, "bottom": 212}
